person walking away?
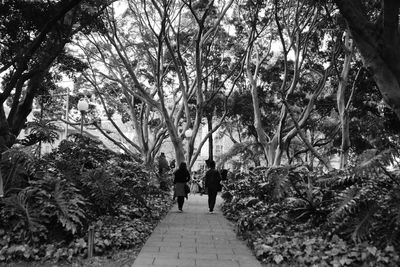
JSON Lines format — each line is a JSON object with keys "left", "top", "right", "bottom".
{"left": 158, "top": 152, "right": 171, "bottom": 190}
{"left": 173, "top": 162, "right": 191, "bottom": 212}
{"left": 204, "top": 160, "right": 222, "bottom": 214}
{"left": 158, "top": 152, "right": 170, "bottom": 176}
{"left": 169, "top": 159, "right": 176, "bottom": 170}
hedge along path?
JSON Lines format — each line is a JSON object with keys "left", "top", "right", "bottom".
{"left": 131, "top": 194, "right": 263, "bottom": 267}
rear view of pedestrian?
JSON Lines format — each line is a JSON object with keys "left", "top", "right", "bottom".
{"left": 204, "top": 160, "right": 221, "bottom": 214}
{"left": 173, "top": 162, "right": 191, "bottom": 212}
{"left": 158, "top": 152, "right": 170, "bottom": 176}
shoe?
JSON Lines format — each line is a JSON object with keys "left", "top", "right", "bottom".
{"left": 209, "top": 210, "right": 214, "bottom": 214}
{"left": 178, "top": 209, "right": 183, "bottom": 213}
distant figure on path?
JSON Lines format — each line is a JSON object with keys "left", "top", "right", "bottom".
{"left": 173, "top": 162, "right": 191, "bottom": 212}
{"left": 169, "top": 159, "right": 176, "bottom": 170}
{"left": 204, "top": 160, "right": 222, "bottom": 214}
{"left": 158, "top": 152, "right": 170, "bottom": 176}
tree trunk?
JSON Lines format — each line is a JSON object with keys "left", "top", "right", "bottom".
{"left": 163, "top": 111, "right": 186, "bottom": 165}
{"left": 266, "top": 137, "right": 278, "bottom": 166}
{"left": 246, "top": 45, "right": 271, "bottom": 165}
{"left": 207, "top": 114, "right": 214, "bottom": 161}
{"left": 0, "top": 106, "right": 14, "bottom": 152}
{"left": 173, "top": 139, "right": 186, "bottom": 166}
{"left": 307, "top": 129, "right": 315, "bottom": 169}
{"left": 283, "top": 99, "right": 333, "bottom": 171}
{"left": 337, "top": 30, "right": 353, "bottom": 169}
{"left": 271, "top": 135, "right": 283, "bottom": 166}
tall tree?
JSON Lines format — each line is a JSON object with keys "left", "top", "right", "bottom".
{"left": 0, "top": 0, "right": 111, "bottom": 152}
{"left": 239, "top": 0, "right": 335, "bottom": 168}
{"left": 334, "top": 0, "right": 400, "bottom": 120}
{"left": 336, "top": 29, "right": 355, "bottom": 168}
{"left": 78, "top": 0, "right": 238, "bottom": 168}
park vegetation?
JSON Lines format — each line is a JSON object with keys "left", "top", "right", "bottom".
{"left": 0, "top": 135, "right": 172, "bottom": 262}
{"left": 1, "top": 0, "right": 400, "bottom": 266}
{"left": 221, "top": 149, "right": 400, "bottom": 266}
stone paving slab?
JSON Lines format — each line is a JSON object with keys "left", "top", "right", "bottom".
{"left": 132, "top": 194, "right": 262, "bottom": 267}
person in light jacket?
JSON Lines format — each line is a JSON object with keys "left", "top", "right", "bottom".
{"left": 173, "top": 162, "right": 190, "bottom": 212}
{"left": 204, "top": 160, "right": 221, "bottom": 213}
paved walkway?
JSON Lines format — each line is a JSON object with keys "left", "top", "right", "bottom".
{"left": 132, "top": 194, "right": 263, "bottom": 267}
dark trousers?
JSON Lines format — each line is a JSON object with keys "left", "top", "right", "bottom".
{"left": 208, "top": 190, "right": 218, "bottom": 212}
{"left": 177, "top": 196, "right": 185, "bottom": 210}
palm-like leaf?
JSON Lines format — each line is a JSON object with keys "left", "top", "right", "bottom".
{"left": 1, "top": 148, "right": 35, "bottom": 195}
{"left": 351, "top": 203, "right": 377, "bottom": 243}
{"left": 49, "top": 179, "right": 86, "bottom": 234}
{"left": 81, "top": 168, "right": 118, "bottom": 214}
{"left": 3, "top": 189, "right": 46, "bottom": 235}
{"left": 327, "top": 148, "right": 400, "bottom": 243}
{"left": 330, "top": 185, "right": 360, "bottom": 221}
{"left": 29, "top": 174, "right": 87, "bottom": 234}
{"left": 21, "top": 118, "right": 60, "bottom": 146}
{"left": 355, "top": 148, "right": 399, "bottom": 176}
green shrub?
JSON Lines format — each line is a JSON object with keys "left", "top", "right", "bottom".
{"left": 253, "top": 233, "right": 399, "bottom": 266}
{"left": 0, "top": 136, "right": 173, "bottom": 263}
{"left": 221, "top": 150, "right": 400, "bottom": 265}
{"left": 1, "top": 173, "right": 86, "bottom": 243}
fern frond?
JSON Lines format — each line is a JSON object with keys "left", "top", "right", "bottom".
{"left": 330, "top": 172, "right": 364, "bottom": 190}
{"left": 355, "top": 149, "right": 399, "bottom": 176}
{"left": 351, "top": 203, "right": 377, "bottom": 243}
{"left": 330, "top": 185, "right": 360, "bottom": 220}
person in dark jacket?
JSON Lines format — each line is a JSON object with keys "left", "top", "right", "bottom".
{"left": 158, "top": 152, "right": 170, "bottom": 175}
{"left": 204, "top": 160, "right": 221, "bottom": 213}
{"left": 169, "top": 159, "right": 176, "bottom": 170}
{"left": 173, "top": 162, "right": 191, "bottom": 212}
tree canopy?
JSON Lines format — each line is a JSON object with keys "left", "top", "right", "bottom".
{"left": 1, "top": 0, "right": 400, "bottom": 170}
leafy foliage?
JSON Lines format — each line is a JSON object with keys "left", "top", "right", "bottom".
{"left": 20, "top": 118, "right": 60, "bottom": 147}
{"left": 79, "top": 168, "right": 119, "bottom": 215}
{"left": 37, "top": 176, "right": 86, "bottom": 235}
{"left": 221, "top": 149, "right": 400, "bottom": 265}
{"left": 218, "top": 141, "right": 265, "bottom": 170}
{"left": 0, "top": 135, "right": 173, "bottom": 263}
{"left": 2, "top": 189, "right": 47, "bottom": 240}
{"left": 1, "top": 148, "right": 36, "bottom": 195}
{"left": 253, "top": 233, "right": 399, "bottom": 266}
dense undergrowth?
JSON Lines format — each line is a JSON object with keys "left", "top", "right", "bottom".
{"left": 221, "top": 149, "right": 400, "bottom": 266}
{"left": 0, "top": 135, "right": 173, "bottom": 263}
